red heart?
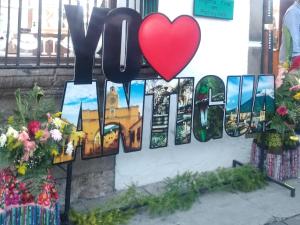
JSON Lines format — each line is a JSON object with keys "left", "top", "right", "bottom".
{"left": 138, "top": 13, "right": 201, "bottom": 81}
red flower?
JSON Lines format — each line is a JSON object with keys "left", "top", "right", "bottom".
{"left": 5, "top": 190, "right": 20, "bottom": 206}
{"left": 50, "top": 187, "right": 59, "bottom": 200}
{"left": 8, "top": 182, "right": 16, "bottom": 191}
{"left": 27, "top": 121, "right": 41, "bottom": 136}
{"left": 37, "top": 192, "right": 51, "bottom": 207}
{"left": 20, "top": 191, "right": 34, "bottom": 204}
{"left": 276, "top": 106, "right": 288, "bottom": 116}
{"left": 19, "top": 182, "right": 27, "bottom": 191}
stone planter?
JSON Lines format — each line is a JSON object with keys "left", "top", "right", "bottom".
{"left": 250, "top": 142, "right": 300, "bottom": 181}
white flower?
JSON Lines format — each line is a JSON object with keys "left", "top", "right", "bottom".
{"left": 0, "top": 134, "right": 7, "bottom": 147}
{"left": 50, "top": 129, "right": 62, "bottom": 141}
{"left": 52, "top": 118, "right": 63, "bottom": 128}
{"left": 6, "top": 126, "right": 19, "bottom": 139}
{"left": 65, "top": 142, "right": 74, "bottom": 156}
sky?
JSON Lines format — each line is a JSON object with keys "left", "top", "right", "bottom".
{"left": 60, "top": 76, "right": 275, "bottom": 125}
{"left": 106, "top": 80, "right": 146, "bottom": 115}
{"left": 226, "top": 75, "right": 274, "bottom": 111}
{"left": 61, "top": 82, "right": 99, "bottom": 126}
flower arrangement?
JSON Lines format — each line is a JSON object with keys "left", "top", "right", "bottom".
{"left": 0, "top": 169, "right": 58, "bottom": 208}
{"left": 0, "top": 84, "right": 83, "bottom": 176}
{"left": 255, "top": 70, "right": 300, "bottom": 152}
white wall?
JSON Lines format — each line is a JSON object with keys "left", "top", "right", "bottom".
{"left": 115, "top": 0, "right": 252, "bottom": 190}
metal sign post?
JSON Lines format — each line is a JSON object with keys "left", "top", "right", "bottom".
{"left": 61, "top": 162, "right": 73, "bottom": 225}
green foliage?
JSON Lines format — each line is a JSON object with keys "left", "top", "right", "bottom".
{"left": 70, "top": 165, "right": 266, "bottom": 225}
{"left": 219, "top": 165, "right": 266, "bottom": 192}
{"left": 265, "top": 133, "right": 283, "bottom": 153}
{"left": 147, "top": 165, "right": 266, "bottom": 215}
{"left": 70, "top": 186, "right": 142, "bottom": 225}
{"left": 13, "top": 84, "right": 55, "bottom": 126}
{"left": 147, "top": 172, "right": 199, "bottom": 215}
{"left": 150, "top": 133, "right": 167, "bottom": 148}
{"left": 70, "top": 209, "right": 135, "bottom": 225}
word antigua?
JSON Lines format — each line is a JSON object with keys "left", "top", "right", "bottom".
{"left": 55, "top": 74, "right": 275, "bottom": 164}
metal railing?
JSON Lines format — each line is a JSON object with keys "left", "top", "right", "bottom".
{"left": 0, "top": 0, "right": 157, "bottom": 69}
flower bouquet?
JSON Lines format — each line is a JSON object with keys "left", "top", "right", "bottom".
{"left": 0, "top": 84, "right": 82, "bottom": 177}
{"left": 255, "top": 70, "right": 300, "bottom": 152}
{"left": 251, "top": 70, "right": 300, "bottom": 180}
{"left": 0, "top": 84, "right": 82, "bottom": 223}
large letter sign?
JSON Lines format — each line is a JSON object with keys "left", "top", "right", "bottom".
{"left": 193, "top": 76, "right": 225, "bottom": 142}
{"left": 65, "top": 6, "right": 109, "bottom": 84}
{"left": 102, "top": 8, "right": 143, "bottom": 83}
{"left": 55, "top": 5, "right": 276, "bottom": 163}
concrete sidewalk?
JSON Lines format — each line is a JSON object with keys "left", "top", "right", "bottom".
{"left": 128, "top": 178, "right": 300, "bottom": 225}
{"left": 266, "top": 214, "right": 300, "bottom": 225}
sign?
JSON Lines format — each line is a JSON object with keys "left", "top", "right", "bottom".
{"left": 55, "top": 75, "right": 275, "bottom": 164}
{"left": 194, "top": 0, "right": 234, "bottom": 20}
{"left": 52, "top": 5, "right": 275, "bottom": 164}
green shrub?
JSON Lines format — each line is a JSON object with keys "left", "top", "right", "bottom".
{"left": 70, "top": 165, "right": 267, "bottom": 225}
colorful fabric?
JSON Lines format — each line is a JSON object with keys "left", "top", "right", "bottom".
{"left": 250, "top": 143, "right": 300, "bottom": 181}
{"left": 0, "top": 204, "right": 60, "bottom": 225}
{"left": 0, "top": 169, "right": 60, "bottom": 224}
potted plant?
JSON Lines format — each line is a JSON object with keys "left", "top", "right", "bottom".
{"left": 251, "top": 70, "right": 300, "bottom": 180}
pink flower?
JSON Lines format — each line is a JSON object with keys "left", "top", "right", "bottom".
{"left": 19, "top": 182, "right": 27, "bottom": 191}
{"left": 40, "top": 129, "right": 50, "bottom": 142}
{"left": 289, "top": 85, "right": 300, "bottom": 91}
{"left": 42, "top": 183, "right": 52, "bottom": 192}
{"left": 276, "top": 106, "right": 288, "bottom": 116}
{"left": 27, "top": 121, "right": 41, "bottom": 136}
{"left": 22, "top": 151, "right": 30, "bottom": 161}
{"left": 23, "top": 140, "right": 36, "bottom": 152}
{"left": 18, "top": 131, "right": 30, "bottom": 143}
{"left": 50, "top": 129, "right": 62, "bottom": 141}
{"left": 50, "top": 187, "right": 59, "bottom": 200}
{"left": 5, "top": 190, "right": 20, "bottom": 206}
